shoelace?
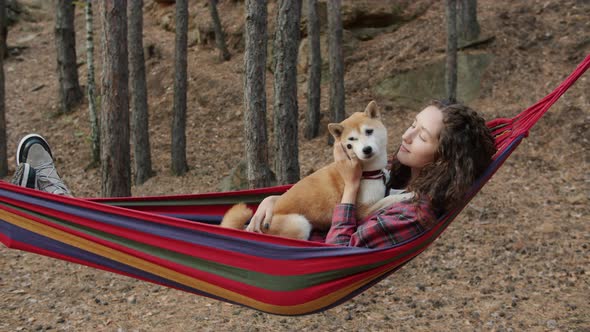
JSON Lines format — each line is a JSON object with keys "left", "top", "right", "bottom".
{"left": 36, "top": 161, "right": 70, "bottom": 195}
{"left": 11, "top": 164, "right": 24, "bottom": 184}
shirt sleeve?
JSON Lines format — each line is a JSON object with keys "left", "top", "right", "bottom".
{"left": 325, "top": 204, "right": 357, "bottom": 246}
{"left": 325, "top": 199, "right": 436, "bottom": 249}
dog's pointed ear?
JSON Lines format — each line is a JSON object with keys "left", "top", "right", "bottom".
{"left": 328, "top": 123, "right": 344, "bottom": 139}
{"left": 364, "top": 101, "right": 380, "bottom": 119}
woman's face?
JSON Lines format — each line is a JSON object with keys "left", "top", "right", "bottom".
{"left": 396, "top": 105, "right": 444, "bottom": 173}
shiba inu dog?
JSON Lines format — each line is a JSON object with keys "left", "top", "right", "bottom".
{"left": 220, "top": 101, "right": 389, "bottom": 240}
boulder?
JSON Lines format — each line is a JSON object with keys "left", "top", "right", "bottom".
{"left": 297, "top": 30, "right": 357, "bottom": 79}
{"left": 374, "top": 52, "right": 493, "bottom": 108}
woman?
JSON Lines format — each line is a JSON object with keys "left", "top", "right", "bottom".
{"left": 247, "top": 100, "right": 496, "bottom": 248}
{"left": 12, "top": 100, "right": 495, "bottom": 249}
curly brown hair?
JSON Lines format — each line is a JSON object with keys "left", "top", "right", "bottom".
{"left": 388, "top": 100, "right": 496, "bottom": 214}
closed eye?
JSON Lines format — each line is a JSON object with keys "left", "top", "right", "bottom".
{"left": 348, "top": 137, "right": 357, "bottom": 141}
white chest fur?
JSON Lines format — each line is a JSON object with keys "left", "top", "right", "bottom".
{"left": 357, "top": 177, "right": 386, "bottom": 206}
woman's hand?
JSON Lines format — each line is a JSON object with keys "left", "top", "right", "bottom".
{"left": 246, "top": 195, "right": 279, "bottom": 233}
{"left": 334, "top": 142, "right": 361, "bottom": 189}
{"left": 335, "top": 150, "right": 362, "bottom": 204}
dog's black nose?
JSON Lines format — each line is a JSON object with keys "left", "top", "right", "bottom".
{"left": 363, "top": 146, "right": 373, "bottom": 155}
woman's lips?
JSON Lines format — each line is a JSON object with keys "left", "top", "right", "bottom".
{"left": 400, "top": 145, "right": 410, "bottom": 153}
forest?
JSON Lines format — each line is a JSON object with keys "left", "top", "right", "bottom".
{"left": 0, "top": 0, "right": 588, "bottom": 331}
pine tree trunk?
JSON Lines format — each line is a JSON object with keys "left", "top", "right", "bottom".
{"left": 171, "top": 0, "right": 188, "bottom": 175}
{"left": 208, "top": 0, "right": 231, "bottom": 61}
{"left": 273, "top": 0, "right": 301, "bottom": 185}
{"left": 85, "top": 0, "right": 100, "bottom": 166}
{"left": 446, "top": 0, "right": 458, "bottom": 102}
{"left": 0, "top": 0, "right": 6, "bottom": 177}
{"left": 128, "top": 0, "right": 153, "bottom": 184}
{"left": 55, "top": 0, "right": 83, "bottom": 114}
{"left": 304, "top": 0, "right": 321, "bottom": 140}
{"left": 458, "top": 0, "right": 480, "bottom": 43}
{"left": 0, "top": 0, "right": 6, "bottom": 59}
{"left": 244, "top": 0, "right": 271, "bottom": 188}
{"left": 327, "top": 0, "right": 344, "bottom": 145}
{"left": 100, "top": 0, "right": 131, "bottom": 197}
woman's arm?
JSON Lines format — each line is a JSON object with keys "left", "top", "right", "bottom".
{"left": 334, "top": 145, "right": 361, "bottom": 203}
{"left": 325, "top": 203, "right": 359, "bottom": 245}
{"left": 325, "top": 149, "right": 362, "bottom": 244}
{"left": 326, "top": 197, "right": 437, "bottom": 248}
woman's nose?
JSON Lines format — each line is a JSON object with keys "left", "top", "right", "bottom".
{"left": 402, "top": 134, "right": 410, "bottom": 143}
{"left": 402, "top": 128, "right": 414, "bottom": 143}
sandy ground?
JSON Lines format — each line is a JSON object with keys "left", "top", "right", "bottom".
{"left": 1, "top": 0, "right": 589, "bottom": 331}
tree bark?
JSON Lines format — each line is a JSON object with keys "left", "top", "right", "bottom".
{"left": 0, "top": 0, "right": 6, "bottom": 59}
{"left": 208, "top": 0, "right": 231, "bottom": 61}
{"left": 0, "top": 0, "right": 6, "bottom": 177}
{"left": 128, "top": 0, "right": 153, "bottom": 184}
{"left": 327, "top": 0, "right": 344, "bottom": 145}
{"left": 304, "top": 0, "right": 321, "bottom": 140}
{"left": 85, "top": 0, "right": 100, "bottom": 166}
{"left": 273, "top": 0, "right": 301, "bottom": 185}
{"left": 446, "top": 0, "right": 458, "bottom": 102}
{"left": 100, "top": 0, "right": 131, "bottom": 197}
{"left": 244, "top": 0, "right": 271, "bottom": 188}
{"left": 458, "top": 0, "right": 480, "bottom": 43}
{"left": 171, "top": 0, "right": 188, "bottom": 175}
{"left": 55, "top": 0, "right": 83, "bottom": 114}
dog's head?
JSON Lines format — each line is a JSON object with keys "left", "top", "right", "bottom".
{"left": 328, "top": 101, "right": 388, "bottom": 170}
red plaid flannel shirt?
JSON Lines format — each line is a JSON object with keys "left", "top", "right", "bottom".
{"left": 322, "top": 195, "right": 438, "bottom": 249}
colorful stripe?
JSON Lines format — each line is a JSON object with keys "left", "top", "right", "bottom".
{"left": 0, "top": 135, "right": 522, "bottom": 315}
{"left": 0, "top": 204, "right": 426, "bottom": 314}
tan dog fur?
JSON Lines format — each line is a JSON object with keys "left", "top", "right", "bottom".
{"left": 220, "top": 101, "right": 389, "bottom": 240}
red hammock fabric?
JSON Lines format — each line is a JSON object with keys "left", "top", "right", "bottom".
{"left": 0, "top": 53, "right": 588, "bottom": 316}
{"left": 489, "top": 53, "right": 590, "bottom": 152}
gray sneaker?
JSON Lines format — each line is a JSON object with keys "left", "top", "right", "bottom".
{"left": 16, "top": 134, "right": 72, "bottom": 196}
{"left": 11, "top": 162, "right": 38, "bottom": 189}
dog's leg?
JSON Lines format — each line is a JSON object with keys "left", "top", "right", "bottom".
{"left": 220, "top": 203, "right": 253, "bottom": 229}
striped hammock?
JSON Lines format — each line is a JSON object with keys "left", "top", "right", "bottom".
{"left": 1, "top": 54, "right": 588, "bottom": 316}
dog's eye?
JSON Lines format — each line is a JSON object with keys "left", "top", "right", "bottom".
{"left": 365, "top": 129, "right": 374, "bottom": 136}
{"left": 348, "top": 137, "right": 357, "bottom": 141}
{"left": 346, "top": 144, "right": 352, "bottom": 149}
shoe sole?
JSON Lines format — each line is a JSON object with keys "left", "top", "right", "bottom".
{"left": 16, "top": 133, "right": 52, "bottom": 166}
{"left": 19, "top": 163, "right": 37, "bottom": 189}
